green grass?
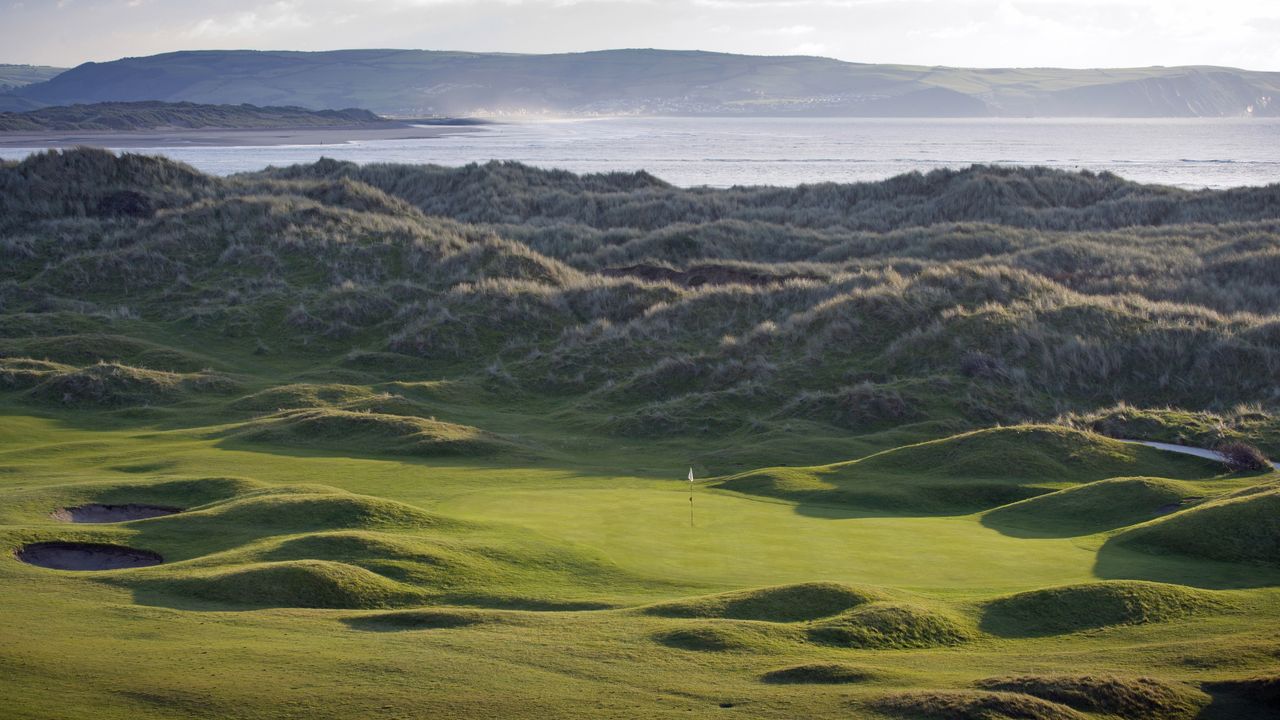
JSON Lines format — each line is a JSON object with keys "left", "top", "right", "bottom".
{"left": 981, "top": 477, "right": 1204, "bottom": 537}
{"left": 642, "top": 582, "right": 880, "bottom": 622}
{"left": 1110, "top": 484, "right": 1280, "bottom": 565}
{"left": 715, "top": 425, "right": 1219, "bottom": 515}
{"left": 980, "top": 581, "right": 1228, "bottom": 637}
{"left": 2, "top": 413, "right": 1277, "bottom": 718}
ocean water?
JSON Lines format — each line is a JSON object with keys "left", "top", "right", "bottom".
{"left": 4, "top": 117, "right": 1279, "bottom": 189}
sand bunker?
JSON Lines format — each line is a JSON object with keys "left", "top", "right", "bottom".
{"left": 51, "top": 504, "right": 182, "bottom": 523}
{"left": 15, "top": 542, "right": 163, "bottom": 571}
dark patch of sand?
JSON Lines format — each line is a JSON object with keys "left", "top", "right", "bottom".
{"left": 15, "top": 541, "right": 163, "bottom": 570}
{"left": 0, "top": 123, "right": 482, "bottom": 149}
{"left": 51, "top": 504, "right": 182, "bottom": 523}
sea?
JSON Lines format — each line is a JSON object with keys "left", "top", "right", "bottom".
{"left": 4, "top": 117, "right": 1279, "bottom": 189}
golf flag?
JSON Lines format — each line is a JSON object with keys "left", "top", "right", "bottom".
{"left": 687, "top": 467, "right": 695, "bottom": 527}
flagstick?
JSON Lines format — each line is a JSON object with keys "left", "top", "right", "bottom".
{"left": 688, "top": 467, "right": 695, "bottom": 528}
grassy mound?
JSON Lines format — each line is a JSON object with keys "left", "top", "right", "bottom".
{"left": 717, "top": 425, "right": 1215, "bottom": 514}
{"left": 652, "top": 624, "right": 789, "bottom": 653}
{"left": 871, "top": 690, "right": 1084, "bottom": 720}
{"left": 231, "top": 408, "right": 511, "bottom": 457}
{"left": 642, "top": 582, "right": 880, "bottom": 622}
{"left": 1109, "top": 486, "right": 1280, "bottom": 565}
{"left": 975, "top": 674, "right": 1208, "bottom": 719}
{"left": 230, "top": 383, "right": 380, "bottom": 412}
{"left": 344, "top": 608, "right": 492, "bottom": 631}
{"left": 0, "top": 358, "right": 71, "bottom": 390}
{"left": 96, "top": 477, "right": 261, "bottom": 508}
{"left": 150, "top": 560, "right": 425, "bottom": 609}
{"left": 982, "top": 477, "right": 1200, "bottom": 537}
{"left": 173, "top": 487, "right": 446, "bottom": 533}
{"left": 760, "top": 662, "right": 875, "bottom": 684}
{"left": 981, "top": 581, "right": 1225, "bottom": 637}
{"left": 807, "top": 602, "right": 971, "bottom": 649}
{"left": 253, "top": 531, "right": 479, "bottom": 587}
{"left": 26, "top": 362, "right": 237, "bottom": 406}
{"left": 0, "top": 333, "right": 213, "bottom": 372}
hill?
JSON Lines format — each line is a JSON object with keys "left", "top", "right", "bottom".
{"left": 0, "top": 101, "right": 388, "bottom": 132}
{"left": 8, "top": 49, "right": 1280, "bottom": 117}
{"left": 0, "top": 64, "right": 64, "bottom": 93}
{"left": 3, "top": 148, "right": 1280, "bottom": 463}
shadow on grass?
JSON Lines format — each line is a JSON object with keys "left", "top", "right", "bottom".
{"left": 1197, "top": 677, "right": 1280, "bottom": 720}
{"left": 1092, "top": 539, "right": 1280, "bottom": 590}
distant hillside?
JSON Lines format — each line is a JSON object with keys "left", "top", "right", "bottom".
{"left": 0, "top": 64, "right": 65, "bottom": 111}
{"left": 0, "top": 101, "right": 387, "bottom": 132}
{"left": 9, "top": 49, "right": 1279, "bottom": 118}
{"left": 0, "top": 64, "right": 64, "bottom": 92}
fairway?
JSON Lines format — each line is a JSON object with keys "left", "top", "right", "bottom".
{"left": 2, "top": 413, "right": 1279, "bottom": 719}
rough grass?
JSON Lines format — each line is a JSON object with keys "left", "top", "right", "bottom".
{"left": 230, "top": 408, "right": 513, "bottom": 457}
{"left": 1110, "top": 485, "right": 1280, "bottom": 565}
{"left": 25, "top": 361, "right": 238, "bottom": 406}
{"left": 982, "top": 477, "right": 1200, "bottom": 537}
{"left": 807, "top": 601, "right": 971, "bottom": 649}
{"left": 641, "top": 582, "right": 880, "bottom": 622}
{"left": 981, "top": 580, "right": 1226, "bottom": 637}
{"left": 760, "top": 662, "right": 876, "bottom": 684}
{"left": 0, "top": 333, "right": 214, "bottom": 372}
{"left": 142, "top": 560, "right": 427, "bottom": 609}
{"left": 229, "top": 383, "right": 382, "bottom": 412}
{"left": 1058, "top": 404, "right": 1280, "bottom": 457}
{"left": 974, "top": 674, "right": 1209, "bottom": 719}
{"left": 871, "top": 690, "right": 1085, "bottom": 720}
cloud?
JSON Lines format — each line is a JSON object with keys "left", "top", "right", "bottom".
{"left": 184, "top": 1, "right": 312, "bottom": 39}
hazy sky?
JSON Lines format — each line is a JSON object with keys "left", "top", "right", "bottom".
{"left": 3, "top": 0, "right": 1279, "bottom": 70}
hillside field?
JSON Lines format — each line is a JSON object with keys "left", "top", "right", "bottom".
{"left": 1, "top": 149, "right": 1279, "bottom": 718}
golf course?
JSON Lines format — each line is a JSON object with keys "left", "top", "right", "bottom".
{"left": 2, "top": 148, "right": 1279, "bottom": 719}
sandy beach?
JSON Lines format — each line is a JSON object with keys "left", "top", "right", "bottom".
{"left": 0, "top": 122, "right": 482, "bottom": 148}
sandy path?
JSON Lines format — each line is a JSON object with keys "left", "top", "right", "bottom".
{"left": 1117, "top": 438, "right": 1279, "bottom": 469}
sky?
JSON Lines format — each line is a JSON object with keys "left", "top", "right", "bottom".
{"left": 3, "top": 0, "right": 1279, "bottom": 71}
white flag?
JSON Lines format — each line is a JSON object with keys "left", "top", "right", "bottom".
{"left": 688, "top": 467, "right": 694, "bottom": 482}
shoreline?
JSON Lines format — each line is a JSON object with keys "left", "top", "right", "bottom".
{"left": 0, "top": 122, "right": 484, "bottom": 149}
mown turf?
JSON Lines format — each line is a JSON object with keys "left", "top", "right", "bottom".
{"left": 716, "top": 426, "right": 1218, "bottom": 515}
{"left": 1110, "top": 484, "right": 1280, "bottom": 565}
{"left": 981, "top": 477, "right": 1202, "bottom": 537}
{"left": 0, "top": 415, "right": 1278, "bottom": 719}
